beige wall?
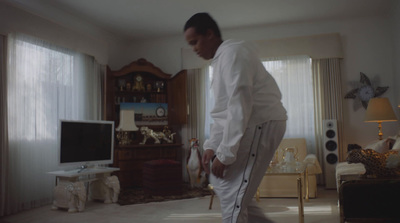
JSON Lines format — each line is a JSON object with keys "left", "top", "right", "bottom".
{"left": 0, "top": 1, "right": 121, "bottom": 65}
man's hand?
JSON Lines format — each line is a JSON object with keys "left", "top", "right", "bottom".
{"left": 202, "top": 149, "right": 215, "bottom": 174}
{"left": 211, "top": 158, "right": 226, "bottom": 178}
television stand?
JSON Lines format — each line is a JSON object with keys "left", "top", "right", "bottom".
{"left": 48, "top": 167, "right": 120, "bottom": 213}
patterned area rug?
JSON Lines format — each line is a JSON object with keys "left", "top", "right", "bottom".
{"left": 118, "top": 185, "right": 212, "bottom": 206}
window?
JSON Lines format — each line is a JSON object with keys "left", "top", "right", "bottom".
{"left": 8, "top": 37, "right": 74, "bottom": 141}
{"left": 3, "top": 33, "right": 103, "bottom": 214}
{"left": 204, "top": 55, "right": 315, "bottom": 151}
{"left": 263, "top": 56, "right": 315, "bottom": 143}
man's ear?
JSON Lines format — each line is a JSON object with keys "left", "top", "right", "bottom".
{"left": 206, "top": 29, "right": 215, "bottom": 39}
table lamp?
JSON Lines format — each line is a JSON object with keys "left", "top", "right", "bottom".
{"left": 115, "top": 109, "right": 139, "bottom": 145}
{"left": 364, "top": 97, "right": 398, "bottom": 140}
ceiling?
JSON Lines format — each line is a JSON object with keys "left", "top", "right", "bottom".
{"left": 4, "top": 0, "right": 393, "bottom": 41}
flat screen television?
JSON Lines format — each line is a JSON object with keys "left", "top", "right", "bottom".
{"left": 58, "top": 119, "right": 115, "bottom": 168}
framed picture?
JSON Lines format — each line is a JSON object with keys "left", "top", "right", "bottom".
{"left": 120, "top": 103, "right": 168, "bottom": 126}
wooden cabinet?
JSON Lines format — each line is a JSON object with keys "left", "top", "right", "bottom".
{"left": 104, "top": 58, "right": 187, "bottom": 188}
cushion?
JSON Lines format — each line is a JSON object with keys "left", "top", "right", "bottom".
{"left": 336, "top": 162, "right": 366, "bottom": 176}
{"left": 365, "top": 139, "right": 390, "bottom": 153}
{"left": 335, "top": 162, "right": 366, "bottom": 190}
{"left": 386, "top": 153, "right": 400, "bottom": 168}
{"left": 392, "top": 137, "right": 400, "bottom": 151}
{"left": 386, "top": 138, "right": 397, "bottom": 150}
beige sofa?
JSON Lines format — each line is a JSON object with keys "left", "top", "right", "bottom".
{"left": 258, "top": 138, "right": 322, "bottom": 198}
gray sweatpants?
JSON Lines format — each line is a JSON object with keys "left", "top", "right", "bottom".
{"left": 210, "top": 120, "right": 286, "bottom": 223}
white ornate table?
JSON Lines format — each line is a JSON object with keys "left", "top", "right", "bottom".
{"left": 48, "top": 167, "right": 120, "bottom": 213}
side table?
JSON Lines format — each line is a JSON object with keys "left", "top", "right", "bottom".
{"left": 258, "top": 167, "right": 309, "bottom": 223}
{"left": 339, "top": 174, "right": 400, "bottom": 223}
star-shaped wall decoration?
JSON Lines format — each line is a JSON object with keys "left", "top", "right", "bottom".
{"left": 344, "top": 72, "right": 389, "bottom": 109}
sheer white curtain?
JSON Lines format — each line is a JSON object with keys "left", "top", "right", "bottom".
{"left": 181, "top": 68, "right": 207, "bottom": 181}
{"left": 0, "top": 34, "right": 8, "bottom": 217}
{"left": 204, "top": 66, "right": 214, "bottom": 140}
{"left": 312, "top": 58, "right": 344, "bottom": 161}
{"left": 262, "top": 55, "right": 316, "bottom": 154}
{"left": 1, "top": 33, "right": 104, "bottom": 216}
{"left": 203, "top": 55, "right": 316, "bottom": 154}
{"left": 186, "top": 69, "right": 207, "bottom": 144}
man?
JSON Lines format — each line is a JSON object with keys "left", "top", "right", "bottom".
{"left": 184, "top": 13, "right": 287, "bottom": 223}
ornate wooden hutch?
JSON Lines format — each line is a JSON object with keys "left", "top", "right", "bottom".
{"left": 105, "top": 58, "right": 187, "bottom": 188}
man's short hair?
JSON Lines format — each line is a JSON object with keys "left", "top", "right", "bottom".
{"left": 184, "top": 12, "right": 221, "bottom": 38}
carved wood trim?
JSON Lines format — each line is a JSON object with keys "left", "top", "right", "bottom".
{"left": 112, "top": 58, "right": 171, "bottom": 79}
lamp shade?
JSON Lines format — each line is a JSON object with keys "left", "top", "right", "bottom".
{"left": 115, "top": 109, "right": 139, "bottom": 131}
{"left": 364, "top": 97, "right": 398, "bottom": 122}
